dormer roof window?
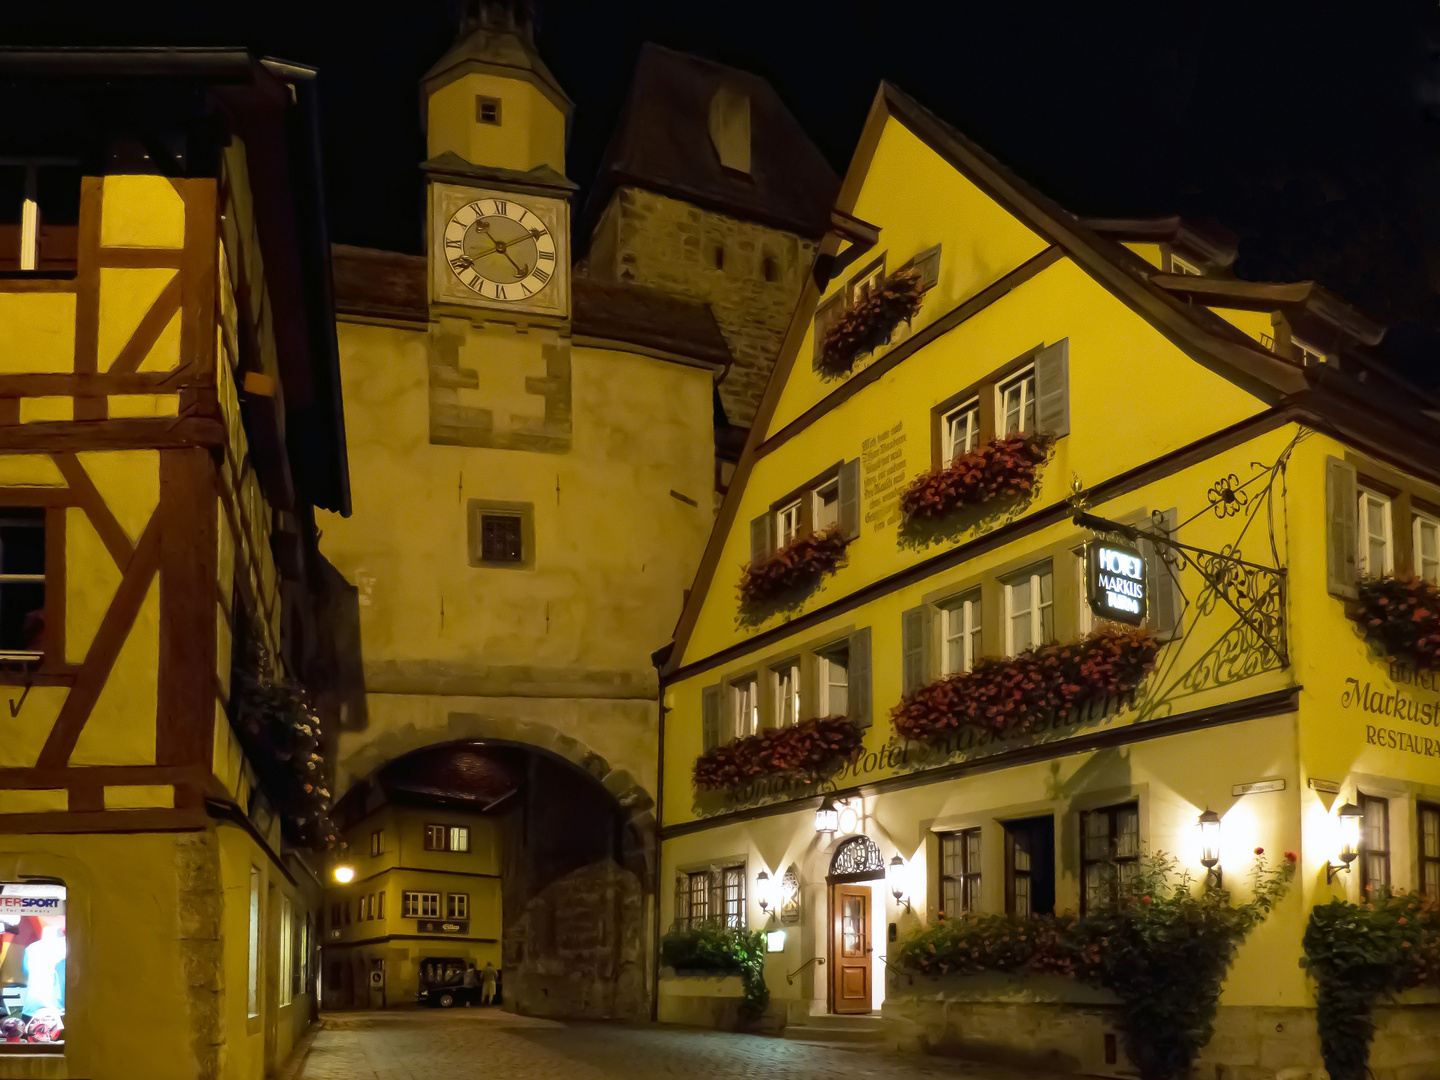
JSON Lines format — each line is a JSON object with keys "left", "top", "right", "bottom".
{"left": 709, "top": 85, "right": 751, "bottom": 175}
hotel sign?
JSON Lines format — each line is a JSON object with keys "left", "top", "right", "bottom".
{"left": 1085, "top": 539, "right": 1147, "bottom": 625}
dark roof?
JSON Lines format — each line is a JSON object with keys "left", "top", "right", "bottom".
{"left": 584, "top": 43, "right": 838, "bottom": 240}
{"left": 331, "top": 245, "right": 732, "bottom": 369}
{"left": 571, "top": 277, "right": 731, "bottom": 369}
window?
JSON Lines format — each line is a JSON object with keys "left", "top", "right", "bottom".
{"left": 1004, "top": 562, "right": 1053, "bottom": 654}
{"left": 1292, "top": 337, "right": 1326, "bottom": 366}
{"left": 997, "top": 366, "right": 1036, "bottom": 436}
{"left": 1080, "top": 803, "right": 1140, "bottom": 914}
{"left": 776, "top": 499, "right": 802, "bottom": 547}
{"left": 813, "top": 478, "right": 840, "bottom": 534}
{"left": 0, "top": 510, "right": 45, "bottom": 659}
{"left": 942, "top": 399, "right": 980, "bottom": 463}
{"left": 1005, "top": 816, "right": 1055, "bottom": 917}
{"left": 475, "top": 95, "right": 502, "bottom": 125}
{"left": 0, "top": 160, "right": 80, "bottom": 272}
{"left": 721, "top": 865, "right": 746, "bottom": 928}
{"left": 684, "top": 870, "right": 710, "bottom": 927}
{"left": 1075, "top": 549, "right": 1094, "bottom": 636}
{"left": 446, "top": 893, "right": 469, "bottom": 920}
{"left": 940, "top": 591, "right": 982, "bottom": 675}
{"left": 817, "top": 641, "right": 849, "bottom": 718}
{"left": 1169, "top": 253, "right": 1202, "bottom": 276}
{"left": 371, "top": 829, "right": 383, "bottom": 857}
{"left": 761, "top": 255, "right": 779, "bottom": 282}
{"left": 773, "top": 659, "right": 800, "bottom": 728}
{"left": 376, "top": 891, "right": 385, "bottom": 919}
{"left": 424, "top": 824, "right": 446, "bottom": 851}
{"left": 1414, "top": 513, "right": 1440, "bottom": 585}
{"left": 1357, "top": 488, "right": 1392, "bottom": 577}
{"left": 712, "top": 244, "right": 726, "bottom": 271}
{"left": 1420, "top": 802, "right": 1440, "bottom": 901}
{"left": 1358, "top": 792, "right": 1390, "bottom": 892}
{"left": 279, "top": 896, "right": 294, "bottom": 1007}
{"left": 468, "top": 499, "right": 534, "bottom": 570}
{"left": 449, "top": 826, "right": 470, "bottom": 853}
{"left": 730, "top": 675, "right": 758, "bottom": 739}
{"left": 343, "top": 899, "right": 351, "bottom": 925}
{"left": 849, "top": 255, "right": 885, "bottom": 302}
{"left": 403, "top": 891, "right": 441, "bottom": 919}
{"left": 939, "top": 828, "right": 981, "bottom": 916}
{"left": 0, "top": 883, "right": 66, "bottom": 1040}
{"left": 359, "top": 895, "right": 369, "bottom": 921}
{"left": 330, "top": 902, "right": 341, "bottom": 929}
{"left": 247, "top": 866, "right": 261, "bottom": 1016}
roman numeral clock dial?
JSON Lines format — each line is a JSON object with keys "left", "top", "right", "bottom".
{"left": 443, "top": 199, "right": 557, "bottom": 302}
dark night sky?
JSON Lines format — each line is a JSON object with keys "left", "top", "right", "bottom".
{"left": 7, "top": 1, "right": 1440, "bottom": 378}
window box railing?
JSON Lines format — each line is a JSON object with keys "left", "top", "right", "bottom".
{"left": 900, "top": 432, "right": 1055, "bottom": 524}
{"left": 739, "top": 527, "right": 849, "bottom": 608}
{"left": 1351, "top": 575, "right": 1440, "bottom": 670}
{"left": 891, "top": 625, "right": 1160, "bottom": 743}
{"left": 815, "top": 267, "right": 924, "bottom": 376}
{"left": 693, "top": 714, "right": 864, "bottom": 791}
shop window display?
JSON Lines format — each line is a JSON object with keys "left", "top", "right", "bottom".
{"left": 0, "top": 883, "right": 65, "bottom": 1047}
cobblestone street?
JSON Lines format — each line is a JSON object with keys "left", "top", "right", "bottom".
{"left": 289, "top": 1010, "right": 1069, "bottom": 1080}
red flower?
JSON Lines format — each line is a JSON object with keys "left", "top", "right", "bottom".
{"left": 1254, "top": 847, "right": 1265, "bottom": 856}
{"left": 739, "top": 528, "right": 849, "bottom": 607}
{"left": 1284, "top": 851, "right": 1298, "bottom": 862}
{"left": 1141, "top": 896, "right": 1152, "bottom": 904}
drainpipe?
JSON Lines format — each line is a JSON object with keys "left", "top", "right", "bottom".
{"left": 649, "top": 643, "right": 672, "bottom": 1023}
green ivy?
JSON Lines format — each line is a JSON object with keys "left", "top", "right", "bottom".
{"left": 895, "top": 850, "right": 1294, "bottom": 1080}
{"left": 1300, "top": 890, "right": 1440, "bottom": 1080}
{"left": 660, "top": 921, "right": 771, "bottom": 1021}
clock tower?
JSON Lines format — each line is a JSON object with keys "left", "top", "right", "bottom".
{"left": 421, "top": 0, "right": 573, "bottom": 322}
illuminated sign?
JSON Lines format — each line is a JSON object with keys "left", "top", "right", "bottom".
{"left": 1086, "top": 539, "right": 1147, "bottom": 625}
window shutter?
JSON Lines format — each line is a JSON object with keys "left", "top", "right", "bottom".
{"left": 911, "top": 245, "right": 941, "bottom": 291}
{"left": 1033, "top": 338, "right": 1070, "bottom": 438}
{"left": 813, "top": 293, "right": 844, "bottom": 363}
{"left": 749, "top": 512, "right": 773, "bottom": 565}
{"left": 838, "top": 458, "right": 861, "bottom": 540}
{"left": 847, "top": 626, "right": 872, "bottom": 727}
{"left": 901, "top": 606, "right": 932, "bottom": 695}
{"left": 1143, "top": 508, "right": 1184, "bottom": 641}
{"left": 701, "top": 684, "right": 722, "bottom": 752}
{"left": 1326, "top": 456, "right": 1359, "bottom": 598}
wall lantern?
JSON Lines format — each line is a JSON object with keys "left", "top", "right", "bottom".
{"left": 756, "top": 870, "right": 777, "bottom": 915}
{"left": 333, "top": 865, "right": 355, "bottom": 884}
{"left": 888, "top": 855, "right": 911, "bottom": 913}
{"left": 1328, "top": 801, "right": 1363, "bottom": 884}
{"left": 815, "top": 796, "right": 839, "bottom": 836}
{"left": 1198, "top": 809, "right": 1222, "bottom": 888}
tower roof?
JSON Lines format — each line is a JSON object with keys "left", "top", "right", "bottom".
{"left": 421, "top": 1, "right": 572, "bottom": 127}
{"left": 585, "top": 43, "right": 838, "bottom": 240}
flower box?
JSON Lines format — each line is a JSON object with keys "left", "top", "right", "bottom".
{"left": 739, "top": 527, "right": 848, "bottom": 607}
{"left": 891, "top": 625, "right": 1159, "bottom": 743}
{"left": 693, "top": 714, "right": 864, "bottom": 791}
{"left": 899, "top": 432, "right": 1054, "bottom": 523}
{"left": 815, "top": 268, "right": 924, "bottom": 376}
{"left": 1351, "top": 575, "right": 1440, "bottom": 670}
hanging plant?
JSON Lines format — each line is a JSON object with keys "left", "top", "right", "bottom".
{"left": 899, "top": 432, "right": 1055, "bottom": 523}
{"left": 693, "top": 714, "right": 864, "bottom": 791}
{"left": 738, "top": 527, "right": 849, "bottom": 607}
{"left": 891, "top": 625, "right": 1160, "bottom": 743}
{"left": 1351, "top": 575, "right": 1440, "bottom": 670}
{"left": 815, "top": 267, "right": 924, "bottom": 376}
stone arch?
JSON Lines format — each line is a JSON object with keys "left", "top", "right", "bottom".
{"left": 335, "top": 709, "right": 655, "bottom": 829}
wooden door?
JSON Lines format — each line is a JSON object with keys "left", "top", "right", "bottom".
{"left": 830, "top": 884, "right": 871, "bottom": 1014}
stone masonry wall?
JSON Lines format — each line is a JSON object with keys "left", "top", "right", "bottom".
{"left": 587, "top": 186, "right": 817, "bottom": 428}
{"left": 176, "top": 832, "right": 225, "bottom": 1080}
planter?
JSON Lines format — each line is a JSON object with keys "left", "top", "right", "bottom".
{"left": 899, "top": 432, "right": 1055, "bottom": 523}
{"left": 816, "top": 268, "right": 924, "bottom": 376}
{"left": 891, "top": 626, "right": 1159, "bottom": 743}
{"left": 693, "top": 715, "right": 863, "bottom": 791}
{"left": 657, "top": 970, "right": 747, "bottom": 1030}
{"left": 739, "top": 527, "right": 848, "bottom": 608}
{"left": 1351, "top": 575, "right": 1440, "bottom": 670}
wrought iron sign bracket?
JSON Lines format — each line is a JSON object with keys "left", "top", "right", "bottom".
{"left": 1072, "top": 510, "right": 1289, "bottom": 668}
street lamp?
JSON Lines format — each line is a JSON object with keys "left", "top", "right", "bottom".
{"left": 1198, "top": 809, "right": 1222, "bottom": 888}
{"left": 888, "top": 855, "right": 911, "bottom": 913}
{"left": 333, "top": 865, "right": 355, "bottom": 884}
{"left": 815, "top": 796, "right": 839, "bottom": 836}
{"left": 1328, "top": 802, "right": 1363, "bottom": 884}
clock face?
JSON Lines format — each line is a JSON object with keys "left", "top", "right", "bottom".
{"left": 442, "top": 198, "right": 557, "bottom": 303}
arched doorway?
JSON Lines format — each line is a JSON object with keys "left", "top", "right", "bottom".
{"left": 322, "top": 738, "right": 651, "bottom": 1020}
{"left": 826, "top": 835, "right": 886, "bottom": 1015}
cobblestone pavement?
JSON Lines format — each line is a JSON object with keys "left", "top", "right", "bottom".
{"left": 290, "top": 1009, "right": 1071, "bottom": 1080}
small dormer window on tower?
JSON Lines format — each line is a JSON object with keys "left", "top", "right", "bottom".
{"left": 709, "top": 84, "right": 751, "bottom": 175}
{"left": 475, "top": 96, "right": 502, "bottom": 126}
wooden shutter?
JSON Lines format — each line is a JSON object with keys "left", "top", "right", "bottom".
{"left": 673, "top": 874, "right": 688, "bottom": 930}
{"left": 838, "top": 458, "right": 861, "bottom": 540}
{"left": 848, "top": 626, "right": 872, "bottom": 727}
{"left": 1033, "top": 338, "right": 1070, "bottom": 438}
{"left": 701, "top": 684, "right": 722, "bottom": 751}
{"left": 812, "top": 292, "right": 844, "bottom": 363}
{"left": 1144, "top": 508, "right": 1184, "bottom": 641}
{"left": 911, "top": 245, "right": 941, "bottom": 291}
{"left": 901, "top": 606, "right": 932, "bottom": 695}
{"left": 749, "top": 512, "right": 773, "bottom": 565}
{"left": 1326, "top": 456, "right": 1359, "bottom": 598}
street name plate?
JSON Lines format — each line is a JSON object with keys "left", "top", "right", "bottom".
{"left": 1232, "top": 778, "right": 1285, "bottom": 796}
